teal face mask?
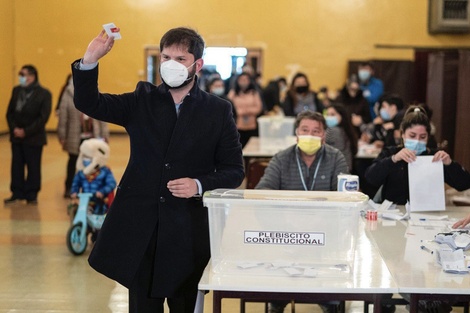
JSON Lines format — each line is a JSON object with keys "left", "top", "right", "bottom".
{"left": 380, "top": 108, "right": 391, "bottom": 121}
{"left": 19, "top": 76, "right": 27, "bottom": 86}
{"left": 404, "top": 139, "right": 427, "bottom": 155}
{"left": 325, "top": 116, "right": 339, "bottom": 128}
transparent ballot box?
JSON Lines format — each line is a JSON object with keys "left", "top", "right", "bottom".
{"left": 257, "top": 116, "right": 296, "bottom": 149}
{"left": 203, "top": 189, "right": 368, "bottom": 278}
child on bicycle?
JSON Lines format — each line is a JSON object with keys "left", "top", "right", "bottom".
{"left": 70, "top": 138, "right": 116, "bottom": 221}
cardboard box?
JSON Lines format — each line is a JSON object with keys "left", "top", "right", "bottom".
{"left": 204, "top": 189, "right": 368, "bottom": 278}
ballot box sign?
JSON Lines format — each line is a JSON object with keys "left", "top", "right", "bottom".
{"left": 204, "top": 189, "right": 368, "bottom": 278}
{"left": 244, "top": 231, "right": 325, "bottom": 246}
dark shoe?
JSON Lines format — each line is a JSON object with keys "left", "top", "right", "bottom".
{"left": 4, "top": 196, "right": 20, "bottom": 204}
{"left": 382, "top": 304, "right": 396, "bottom": 313}
{"left": 27, "top": 199, "right": 38, "bottom": 205}
{"left": 319, "top": 304, "right": 339, "bottom": 313}
{"left": 418, "top": 300, "right": 452, "bottom": 313}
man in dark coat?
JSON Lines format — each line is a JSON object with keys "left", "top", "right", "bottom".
{"left": 71, "top": 27, "right": 244, "bottom": 313}
{"left": 5, "top": 64, "right": 52, "bottom": 205}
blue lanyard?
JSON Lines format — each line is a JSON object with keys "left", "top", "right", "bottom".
{"left": 295, "top": 147, "right": 323, "bottom": 191}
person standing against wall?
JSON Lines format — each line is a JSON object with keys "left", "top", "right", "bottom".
{"left": 5, "top": 65, "right": 52, "bottom": 205}
{"left": 72, "top": 27, "right": 244, "bottom": 313}
{"left": 228, "top": 72, "right": 264, "bottom": 148}
{"left": 357, "top": 62, "right": 384, "bottom": 119}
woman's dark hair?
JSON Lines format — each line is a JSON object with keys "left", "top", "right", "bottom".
{"left": 234, "top": 72, "right": 257, "bottom": 95}
{"left": 21, "top": 64, "right": 38, "bottom": 82}
{"left": 328, "top": 103, "right": 358, "bottom": 156}
{"left": 294, "top": 110, "right": 326, "bottom": 131}
{"left": 160, "top": 27, "right": 205, "bottom": 60}
{"left": 206, "top": 77, "right": 223, "bottom": 91}
{"left": 400, "top": 105, "right": 431, "bottom": 135}
{"left": 287, "top": 72, "right": 311, "bottom": 107}
{"left": 288, "top": 72, "right": 310, "bottom": 92}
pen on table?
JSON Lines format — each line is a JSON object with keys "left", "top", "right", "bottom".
{"left": 420, "top": 245, "right": 434, "bottom": 254}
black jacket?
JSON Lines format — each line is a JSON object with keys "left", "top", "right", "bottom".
{"left": 365, "top": 146, "right": 470, "bottom": 204}
{"left": 72, "top": 61, "right": 244, "bottom": 297}
{"left": 6, "top": 83, "right": 52, "bottom": 146}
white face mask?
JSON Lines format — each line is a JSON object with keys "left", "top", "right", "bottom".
{"left": 160, "top": 60, "right": 196, "bottom": 88}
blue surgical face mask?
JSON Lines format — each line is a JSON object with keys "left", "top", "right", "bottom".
{"left": 358, "top": 70, "right": 371, "bottom": 82}
{"left": 325, "top": 116, "right": 339, "bottom": 128}
{"left": 82, "top": 157, "right": 92, "bottom": 167}
{"left": 380, "top": 108, "right": 391, "bottom": 121}
{"left": 404, "top": 139, "right": 427, "bottom": 155}
{"left": 19, "top": 76, "right": 27, "bottom": 86}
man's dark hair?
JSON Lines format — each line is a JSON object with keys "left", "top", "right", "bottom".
{"left": 21, "top": 64, "right": 38, "bottom": 82}
{"left": 294, "top": 110, "right": 327, "bottom": 131}
{"left": 381, "top": 94, "right": 404, "bottom": 111}
{"left": 160, "top": 27, "right": 205, "bottom": 60}
{"left": 359, "top": 61, "right": 374, "bottom": 69}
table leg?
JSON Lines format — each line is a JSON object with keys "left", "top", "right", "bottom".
{"left": 409, "top": 294, "right": 418, "bottom": 313}
{"left": 213, "top": 291, "right": 222, "bottom": 313}
{"left": 372, "top": 294, "right": 382, "bottom": 313}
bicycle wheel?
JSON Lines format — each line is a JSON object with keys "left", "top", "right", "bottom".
{"left": 66, "top": 223, "right": 88, "bottom": 255}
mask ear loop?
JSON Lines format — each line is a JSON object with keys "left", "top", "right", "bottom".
{"left": 183, "top": 60, "right": 198, "bottom": 82}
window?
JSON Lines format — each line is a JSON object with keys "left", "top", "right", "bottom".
{"left": 144, "top": 46, "right": 263, "bottom": 89}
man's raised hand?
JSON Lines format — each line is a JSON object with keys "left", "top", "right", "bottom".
{"left": 82, "top": 29, "right": 119, "bottom": 64}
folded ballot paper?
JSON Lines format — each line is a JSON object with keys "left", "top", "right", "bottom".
{"left": 434, "top": 231, "right": 470, "bottom": 250}
{"left": 436, "top": 244, "right": 469, "bottom": 274}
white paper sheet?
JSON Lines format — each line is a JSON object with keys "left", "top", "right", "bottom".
{"left": 408, "top": 156, "right": 445, "bottom": 212}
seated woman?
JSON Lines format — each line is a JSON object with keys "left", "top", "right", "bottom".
{"left": 365, "top": 105, "right": 470, "bottom": 204}
{"left": 324, "top": 103, "right": 358, "bottom": 172}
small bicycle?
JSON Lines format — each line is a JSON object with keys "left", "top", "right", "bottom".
{"left": 66, "top": 193, "right": 107, "bottom": 255}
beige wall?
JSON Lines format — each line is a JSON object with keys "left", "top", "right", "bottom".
{"left": 1, "top": 0, "right": 470, "bottom": 132}
{"left": 0, "top": 0, "right": 14, "bottom": 132}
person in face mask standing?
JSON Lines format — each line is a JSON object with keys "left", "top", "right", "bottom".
{"left": 357, "top": 61, "right": 384, "bottom": 119}
{"left": 71, "top": 27, "right": 244, "bottom": 313}
{"left": 227, "top": 72, "right": 263, "bottom": 148}
{"left": 5, "top": 65, "right": 52, "bottom": 205}
{"left": 281, "top": 72, "right": 324, "bottom": 117}
{"left": 365, "top": 105, "right": 470, "bottom": 205}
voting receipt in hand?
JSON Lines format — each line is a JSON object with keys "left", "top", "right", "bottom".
{"left": 103, "top": 23, "right": 122, "bottom": 40}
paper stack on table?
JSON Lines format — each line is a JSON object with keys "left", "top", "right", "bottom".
{"left": 436, "top": 244, "right": 469, "bottom": 274}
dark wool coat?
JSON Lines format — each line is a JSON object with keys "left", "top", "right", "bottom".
{"left": 71, "top": 61, "right": 244, "bottom": 297}
{"left": 6, "top": 83, "right": 52, "bottom": 146}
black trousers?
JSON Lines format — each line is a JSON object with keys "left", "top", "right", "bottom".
{"left": 10, "top": 142, "right": 43, "bottom": 201}
{"left": 65, "top": 153, "right": 78, "bottom": 194}
{"left": 128, "top": 227, "right": 199, "bottom": 313}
